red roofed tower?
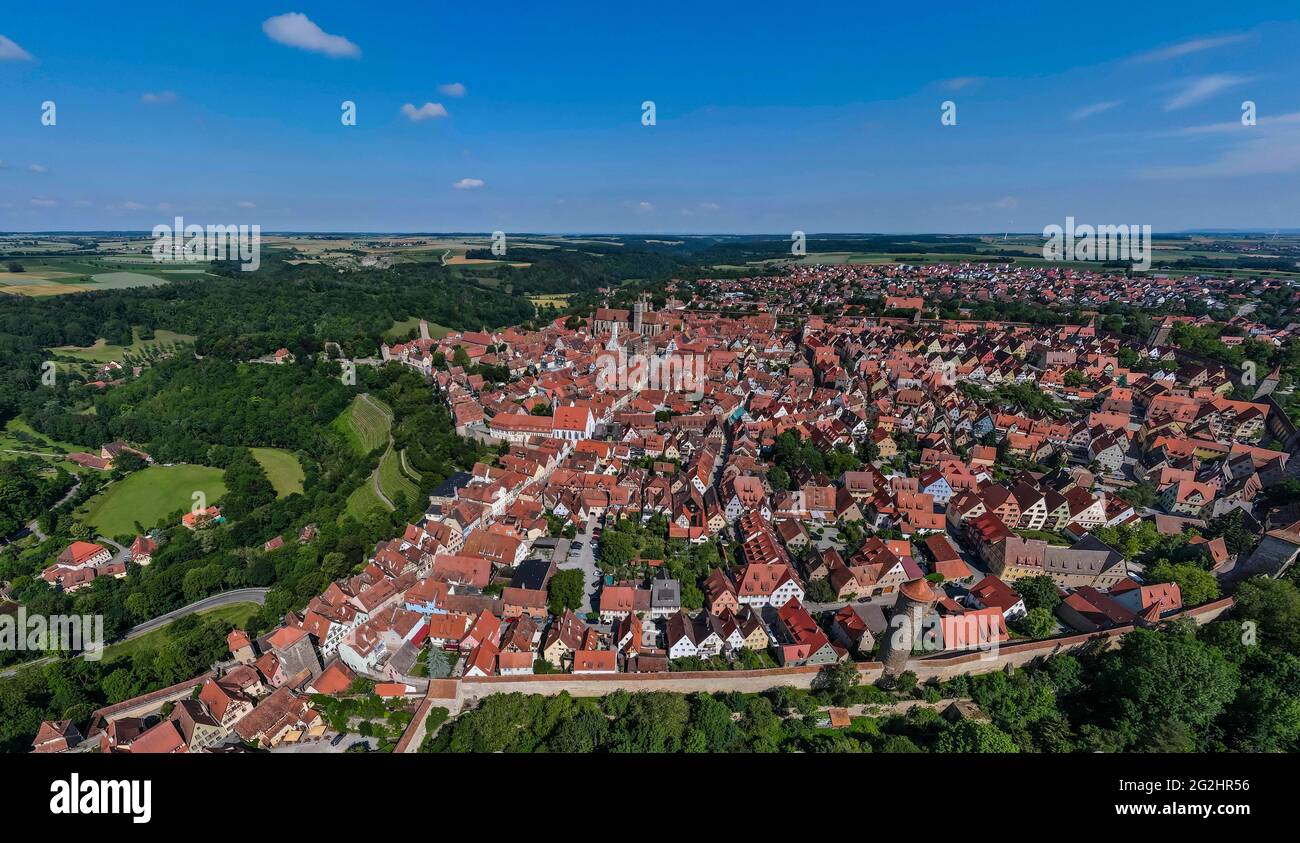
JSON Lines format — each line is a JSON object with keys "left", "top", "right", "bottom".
{"left": 879, "top": 577, "right": 936, "bottom": 676}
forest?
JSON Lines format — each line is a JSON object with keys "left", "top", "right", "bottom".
{"left": 0, "top": 254, "right": 536, "bottom": 429}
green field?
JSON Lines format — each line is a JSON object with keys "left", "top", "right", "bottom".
{"left": 333, "top": 394, "right": 392, "bottom": 455}
{"left": 383, "top": 317, "right": 454, "bottom": 341}
{"left": 53, "top": 327, "right": 196, "bottom": 365}
{"left": 345, "top": 481, "right": 388, "bottom": 519}
{"left": 0, "top": 419, "right": 95, "bottom": 473}
{"left": 103, "top": 602, "right": 260, "bottom": 663}
{"left": 78, "top": 464, "right": 228, "bottom": 537}
{"left": 0, "top": 419, "right": 87, "bottom": 457}
{"left": 250, "top": 447, "right": 305, "bottom": 497}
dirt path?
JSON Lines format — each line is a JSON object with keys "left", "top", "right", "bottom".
{"left": 400, "top": 449, "right": 421, "bottom": 480}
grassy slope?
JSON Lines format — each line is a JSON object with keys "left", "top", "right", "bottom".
{"left": 334, "top": 394, "right": 399, "bottom": 518}
{"left": 332, "top": 395, "right": 390, "bottom": 456}
{"left": 250, "top": 447, "right": 305, "bottom": 497}
{"left": 383, "top": 317, "right": 455, "bottom": 341}
{"left": 378, "top": 446, "right": 419, "bottom": 505}
{"left": 78, "top": 464, "right": 227, "bottom": 537}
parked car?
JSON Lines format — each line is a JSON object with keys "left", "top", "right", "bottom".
{"left": 331, "top": 733, "right": 346, "bottom": 746}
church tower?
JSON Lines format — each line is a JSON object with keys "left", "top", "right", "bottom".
{"left": 633, "top": 296, "right": 647, "bottom": 334}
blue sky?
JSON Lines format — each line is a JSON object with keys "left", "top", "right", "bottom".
{"left": 1, "top": 1, "right": 1298, "bottom": 233}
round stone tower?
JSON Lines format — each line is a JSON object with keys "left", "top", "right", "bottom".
{"left": 879, "top": 577, "right": 937, "bottom": 675}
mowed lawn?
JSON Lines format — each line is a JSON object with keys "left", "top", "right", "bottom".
{"left": 79, "top": 464, "right": 227, "bottom": 537}
{"left": 250, "top": 447, "right": 304, "bottom": 497}
{"left": 332, "top": 394, "right": 391, "bottom": 455}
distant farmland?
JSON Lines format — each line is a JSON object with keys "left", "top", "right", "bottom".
{"left": 0, "top": 255, "right": 212, "bottom": 296}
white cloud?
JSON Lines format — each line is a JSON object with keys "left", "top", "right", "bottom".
{"left": 940, "top": 77, "right": 984, "bottom": 92}
{"left": 1069, "top": 100, "right": 1122, "bottom": 121}
{"left": 1164, "top": 74, "right": 1252, "bottom": 111}
{"left": 637, "top": 201, "right": 654, "bottom": 212}
{"left": 1143, "top": 123, "right": 1300, "bottom": 179}
{"left": 29, "top": 197, "right": 57, "bottom": 208}
{"left": 0, "top": 34, "right": 34, "bottom": 61}
{"left": 238, "top": 200, "right": 257, "bottom": 208}
{"left": 1162, "top": 111, "right": 1300, "bottom": 137}
{"left": 1130, "top": 34, "right": 1249, "bottom": 63}
{"left": 451, "top": 178, "right": 484, "bottom": 190}
{"left": 402, "top": 102, "right": 448, "bottom": 121}
{"left": 140, "top": 91, "right": 178, "bottom": 105}
{"left": 438, "top": 82, "right": 466, "bottom": 98}
{"left": 261, "top": 13, "right": 360, "bottom": 58}
{"left": 27, "top": 164, "right": 47, "bottom": 173}
{"left": 121, "top": 201, "right": 147, "bottom": 211}
{"left": 699, "top": 202, "right": 721, "bottom": 211}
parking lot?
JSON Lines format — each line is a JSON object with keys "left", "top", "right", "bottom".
{"left": 555, "top": 513, "right": 602, "bottom": 616}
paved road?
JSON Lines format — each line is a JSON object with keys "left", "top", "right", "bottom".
{"left": 99, "top": 535, "right": 129, "bottom": 567}
{"left": 5, "top": 478, "right": 81, "bottom": 545}
{"left": 0, "top": 587, "right": 270, "bottom": 678}
{"left": 121, "top": 587, "right": 270, "bottom": 639}
{"left": 269, "top": 735, "right": 377, "bottom": 754}
{"left": 804, "top": 591, "right": 899, "bottom": 614}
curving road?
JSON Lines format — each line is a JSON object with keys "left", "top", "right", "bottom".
{"left": 0, "top": 587, "right": 270, "bottom": 678}
{"left": 120, "top": 587, "right": 270, "bottom": 640}
{"left": 5, "top": 478, "right": 81, "bottom": 545}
